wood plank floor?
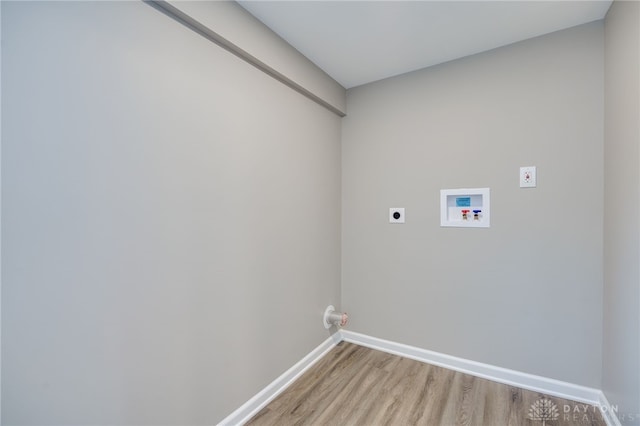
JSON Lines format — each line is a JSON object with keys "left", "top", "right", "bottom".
{"left": 247, "top": 342, "right": 606, "bottom": 426}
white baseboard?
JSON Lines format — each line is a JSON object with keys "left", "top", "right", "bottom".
{"left": 217, "top": 334, "right": 338, "bottom": 426}
{"left": 598, "top": 392, "right": 622, "bottom": 426}
{"left": 340, "top": 330, "right": 606, "bottom": 408}
{"left": 219, "top": 329, "right": 620, "bottom": 426}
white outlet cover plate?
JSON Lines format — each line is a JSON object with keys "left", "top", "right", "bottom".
{"left": 389, "top": 208, "right": 405, "bottom": 223}
{"left": 520, "top": 166, "right": 537, "bottom": 188}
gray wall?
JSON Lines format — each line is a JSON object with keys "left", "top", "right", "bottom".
{"left": 1, "top": 1, "right": 341, "bottom": 424}
{"left": 167, "top": 1, "right": 346, "bottom": 115}
{"left": 342, "top": 22, "right": 604, "bottom": 388}
{"left": 603, "top": 1, "right": 640, "bottom": 423}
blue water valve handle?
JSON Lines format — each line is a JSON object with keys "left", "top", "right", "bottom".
{"left": 473, "top": 209, "right": 482, "bottom": 220}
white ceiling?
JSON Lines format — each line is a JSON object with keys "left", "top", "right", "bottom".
{"left": 238, "top": 1, "right": 612, "bottom": 89}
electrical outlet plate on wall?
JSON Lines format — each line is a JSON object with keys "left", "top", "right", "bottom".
{"left": 520, "top": 166, "right": 537, "bottom": 188}
{"left": 389, "top": 208, "right": 405, "bottom": 223}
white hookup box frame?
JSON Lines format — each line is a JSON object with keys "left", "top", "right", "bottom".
{"left": 440, "top": 188, "right": 490, "bottom": 228}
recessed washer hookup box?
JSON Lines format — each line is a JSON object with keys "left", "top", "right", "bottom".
{"left": 440, "top": 188, "right": 490, "bottom": 228}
